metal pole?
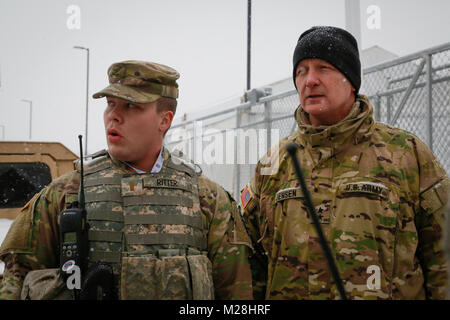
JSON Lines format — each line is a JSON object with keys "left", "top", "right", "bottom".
{"left": 86, "top": 48, "right": 90, "bottom": 156}
{"left": 193, "top": 121, "right": 197, "bottom": 165}
{"left": 386, "top": 95, "right": 391, "bottom": 124}
{"left": 247, "top": 0, "right": 251, "bottom": 91}
{"left": 235, "top": 108, "right": 241, "bottom": 201}
{"left": 389, "top": 58, "right": 426, "bottom": 125}
{"left": 385, "top": 77, "right": 391, "bottom": 124}
{"left": 264, "top": 100, "right": 272, "bottom": 152}
{"left": 373, "top": 94, "right": 380, "bottom": 122}
{"left": 21, "top": 99, "right": 32, "bottom": 140}
{"left": 74, "top": 46, "right": 90, "bottom": 156}
{"left": 425, "top": 53, "right": 433, "bottom": 150}
{"left": 30, "top": 101, "right": 32, "bottom": 140}
{"left": 345, "top": 0, "right": 361, "bottom": 48}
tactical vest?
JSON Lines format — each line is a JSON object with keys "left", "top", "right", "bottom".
{"left": 82, "top": 150, "right": 214, "bottom": 300}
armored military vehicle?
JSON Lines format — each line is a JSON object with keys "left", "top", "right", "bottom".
{"left": 0, "top": 141, "right": 78, "bottom": 220}
{"left": 0, "top": 141, "right": 77, "bottom": 283}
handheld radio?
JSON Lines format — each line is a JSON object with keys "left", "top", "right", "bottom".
{"left": 59, "top": 135, "right": 89, "bottom": 278}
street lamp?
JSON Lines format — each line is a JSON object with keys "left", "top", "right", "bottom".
{"left": 21, "top": 99, "right": 32, "bottom": 140}
{"left": 73, "top": 45, "right": 90, "bottom": 156}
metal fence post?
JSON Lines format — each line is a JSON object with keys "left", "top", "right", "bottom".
{"left": 193, "top": 120, "right": 197, "bottom": 165}
{"left": 386, "top": 95, "right": 391, "bottom": 124}
{"left": 234, "top": 108, "right": 241, "bottom": 201}
{"left": 264, "top": 100, "right": 272, "bottom": 152}
{"left": 389, "top": 58, "right": 426, "bottom": 125}
{"left": 425, "top": 53, "right": 433, "bottom": 150}
{"left": 373, "top": 94, "right": 381, "bottom": 121}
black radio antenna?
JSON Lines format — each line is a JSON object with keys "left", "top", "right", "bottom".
{"left": 78, "top": 135, "right": 85, "bottom": 209}
{"left": 286, "top": 143, "right": 347, "bottom": 300}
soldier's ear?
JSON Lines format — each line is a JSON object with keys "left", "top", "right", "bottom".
{"left": 159, "top": 110, "right": 174, "bottom": 134}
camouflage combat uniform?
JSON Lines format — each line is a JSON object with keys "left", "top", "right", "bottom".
{"left": 444, "top": 193, "right": 450, "bottom": 299}
{"left": 242, "top": 94, "right": 449, "bottom": 300}
{"left": 0, "top": 148, "right": 253, "bottom": 300}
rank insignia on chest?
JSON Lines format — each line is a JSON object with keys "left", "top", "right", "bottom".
{"left": 121, "top": 176, "right": 144, "bottom": 195}
{"left": 240, "top": 184, "right": 253, "bottom": 210}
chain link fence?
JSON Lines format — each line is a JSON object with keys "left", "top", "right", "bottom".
{"left": 166, "top": 42, "right": 450, "bottom": 201}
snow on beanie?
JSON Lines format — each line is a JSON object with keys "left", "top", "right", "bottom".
{"left": 292, "top": 26, "right": 361, "bottom": 94}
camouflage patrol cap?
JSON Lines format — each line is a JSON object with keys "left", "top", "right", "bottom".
{"left": 93, "top": 60, "right": 180, "bottom": 103}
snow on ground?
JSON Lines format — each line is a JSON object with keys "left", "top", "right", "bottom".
{"left": 0, "top": 219, "right": 14, "bottom": 274}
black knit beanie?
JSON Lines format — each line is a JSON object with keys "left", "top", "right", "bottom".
{"left": 292, "top": 26, "right": 361, "bottom": 94}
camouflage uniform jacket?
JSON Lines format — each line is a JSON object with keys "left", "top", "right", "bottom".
{"left": 242, "top": 94, "right": 449, "bottom": 299}
{"left": 0, "top": 148, "right": 253, "bottom": 300}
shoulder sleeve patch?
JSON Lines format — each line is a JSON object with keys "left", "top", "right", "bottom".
{"left": 240, "top": 184, "right": 253, "bottom": 210}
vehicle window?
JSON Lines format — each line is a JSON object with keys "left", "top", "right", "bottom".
{"left": 0, "top": 162, "right": 52, "bottom": 208}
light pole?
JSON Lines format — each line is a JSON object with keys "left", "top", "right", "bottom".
{"left": 21, "top": 99, "right": 32, "bottom": 140}
{"left": 247, "top": 0, "right": 251, "bottom": 91}
{"left": 74, "top": 46, "right": 90, "bottom": 156}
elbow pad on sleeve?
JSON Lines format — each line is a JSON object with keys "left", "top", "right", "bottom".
{"left": 421, "top": 178, "right": 450, "bottom": 214}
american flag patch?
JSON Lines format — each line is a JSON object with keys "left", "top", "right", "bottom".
{"left": 240, "top": 184, "right": 253, "bottom": 210}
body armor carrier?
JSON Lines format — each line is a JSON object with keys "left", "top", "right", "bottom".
{"left": 81, "top": 150, "right": 214, "bottom": 299}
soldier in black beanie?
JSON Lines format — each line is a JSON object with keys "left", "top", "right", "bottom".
{"left": 292, "top": 26, "right": 361, "bottom": 94}
{"left": 241, "top": 24, "right": 449, "bottom": 301}
{"left": 291, "top": 25, "right": 361, "bottom": 126}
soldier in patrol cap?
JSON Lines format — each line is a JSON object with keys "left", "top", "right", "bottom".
{"left": 0, "top": 60, "right": 253, "bottom": 300}
{"left": 241, "top": 26, "right": 449, "bottom": 300}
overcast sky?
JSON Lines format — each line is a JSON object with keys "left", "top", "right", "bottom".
{"left": 1, "top": 0, "right": 449, "bottom": 155}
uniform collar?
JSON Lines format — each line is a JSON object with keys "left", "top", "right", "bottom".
{"left": 294, "top": 94, "right": 375, "bottom": 148}
{"left": 111, "top": 147, "right": 165, "bottom": 174}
